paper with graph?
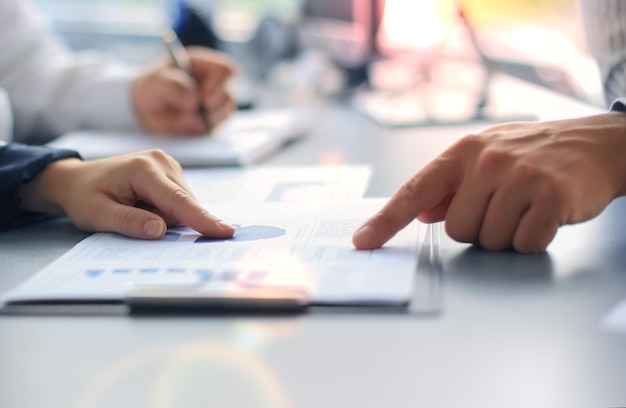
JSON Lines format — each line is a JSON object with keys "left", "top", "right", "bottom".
{"left": 2, "top": 199, "right": 424, "bottom": 306}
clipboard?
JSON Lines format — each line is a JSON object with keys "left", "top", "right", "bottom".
{"left": 0, "top": 203, "right": 442, "bottom": 316}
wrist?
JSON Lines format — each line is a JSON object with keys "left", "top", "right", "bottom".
{"left": 605, "top": 112, "right": 626, "bottom": 197}
{"left": 19, "top": 158, "right": 82, "bottom": 215}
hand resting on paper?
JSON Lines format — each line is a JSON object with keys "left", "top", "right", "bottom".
{"left": 353, "top": 112, "right": 626, "bottom": 253}
{"left": 19, "top": 149, "right": 235, "bottom": 240}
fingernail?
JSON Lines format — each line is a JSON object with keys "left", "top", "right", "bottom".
{"left": 353, "top": 225, "right": 374, "bottom": 248}
{"left": 144, "top": 220, "right": 165, "bottom": 238}
{"left": 218, "top": 220, "right": 235, "bottom": 233}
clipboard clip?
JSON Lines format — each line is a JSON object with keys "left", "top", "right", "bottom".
{"left": 125, "top": 285, "right": 310, "bottom": 315}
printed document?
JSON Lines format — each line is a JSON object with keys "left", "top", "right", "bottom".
{"left": 2, "top": 200, "right": 425, "bottom": 306}
{"left": 184, "top": 165, "right": 372, "bottom": 206}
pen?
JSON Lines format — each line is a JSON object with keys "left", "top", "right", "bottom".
{"left": 161, "top": 29, "right": 212, "bottom": 131}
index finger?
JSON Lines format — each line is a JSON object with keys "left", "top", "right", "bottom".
{"left": 187, "top": 48, "right": 237, "bottom": 94}
{"left": 154, "top": 68, "right": 200, "bottom": 113}
{"left": 135, "top": 170, "right": 235, "bottom": 238}
{"left": 352, "top": 157, "right": 463, "bottom": 249}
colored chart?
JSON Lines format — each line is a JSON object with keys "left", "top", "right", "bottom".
{"left": 194, "top": 225, "right": 286, "bottom": 243}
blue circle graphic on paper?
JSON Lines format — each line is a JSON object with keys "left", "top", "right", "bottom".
{"left": 194, "top": 225, "right": 286, "bottom": 243}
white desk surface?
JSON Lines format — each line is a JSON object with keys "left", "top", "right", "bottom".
{"left": 1, "top": 78, "right": 625, "bottom": 408}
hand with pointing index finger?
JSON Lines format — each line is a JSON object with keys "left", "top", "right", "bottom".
{"left": 19, "top": 149, "right": 235, "bottom": 240}
{"left": 353, "top": 112, "right": 626, "bottom": 253}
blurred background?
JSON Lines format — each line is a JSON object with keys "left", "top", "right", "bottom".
{"left": 30, "top": 0, "right": 604, "bottom": 120}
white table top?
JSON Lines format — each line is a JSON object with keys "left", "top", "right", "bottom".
{"left": 1, "top": 78, "right": 625, "bottom": 408}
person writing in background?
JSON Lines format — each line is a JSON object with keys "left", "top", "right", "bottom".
{"left": 354, "top": 0, "right": 626, "bottom": 254}
{"left": 0, "top": 0, "right": 237, "bottom": 143}
{"left": 0, "top": 0, "right": 237, "bottom": 239}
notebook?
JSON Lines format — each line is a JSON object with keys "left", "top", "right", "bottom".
{"left": 47, "top": 107, "right": 311, "bottom": 167}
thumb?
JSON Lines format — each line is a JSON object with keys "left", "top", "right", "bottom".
{"left": 85, "top": 202, "right": 168, "bottom": 240}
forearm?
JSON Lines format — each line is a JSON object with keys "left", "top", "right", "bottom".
{"left": 0, "top": 2, "right": 140, "bottom": 142}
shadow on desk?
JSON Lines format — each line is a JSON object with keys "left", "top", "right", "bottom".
{"left": 447, "top": 246, "right": 555, "bottom": 290}
{"left": 444, "top": 197, "right": 626, "bottom": 293}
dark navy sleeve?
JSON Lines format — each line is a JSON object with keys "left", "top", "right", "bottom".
{"left": 0, "top": 143, "right": 81, "bottom": 230}
{"left": 610, "top": 98, "right": 626, "bottom": 112}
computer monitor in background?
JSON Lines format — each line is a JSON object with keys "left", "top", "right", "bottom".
{"left": 352, "top": 0, "right": 594, "bottom": 127}
{"left": 299, "top": 0, "right": 382, "bottom": 88}
{"left": 352, "top": 0, "right": 499, "bottom": 127}
{"left": 457, "top": 0, "right": 594, "bottom": 103}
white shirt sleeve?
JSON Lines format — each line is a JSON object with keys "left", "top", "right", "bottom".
{"left": 0, "top": 0, "right": 141, "bottom": 143}
{"left": 580, "top": 0, "right": 626, "bottom": 107}
{"left": 0, "top": 87, "right": 12, "bottom": 143}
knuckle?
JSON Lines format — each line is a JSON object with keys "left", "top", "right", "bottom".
{"left": 219, "top": 60, "right": 237, "bottom": 76}
{"left": 169, "top": 156, "right": 183, "bottom": 172}
{"left": 475, "top": 147, "right": 511, "bottom": 177}
{"left": 445, "top": 219, "right": 475, "bottom": 244}
{"left": 451, "top": 133, "right": 485, "bottom": 153}
{"left": 148, "top": 148, "right": 169, "bottom": 159}
{"left": 373, "top": 208, "right": 396, "bottom": 229}
{"left": 114, "top": 207, "right": 136, "bottom": 233}
{"left": 397, "top": 175, "right": 421, "bottom": 200}
{"left": 489, "top": 121, "right": 522, "bottom": 133}
{"left": 126, "top": 149, "right": 174, "bottom": 174}
{"left": 126, "top": 154, "right": 154, "bottom": 171}
{"left": 169, "top": 188, "right": 194, "bottom": 207}
{"left": 532, "top": 177, "right": 568, "bottom": 211}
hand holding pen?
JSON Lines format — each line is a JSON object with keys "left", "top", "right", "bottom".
{"left": 131, "top": 30, "right": 238, "bottom": 136}
{"left": 161, "top": 29, "right": 213, "bottom": 130}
